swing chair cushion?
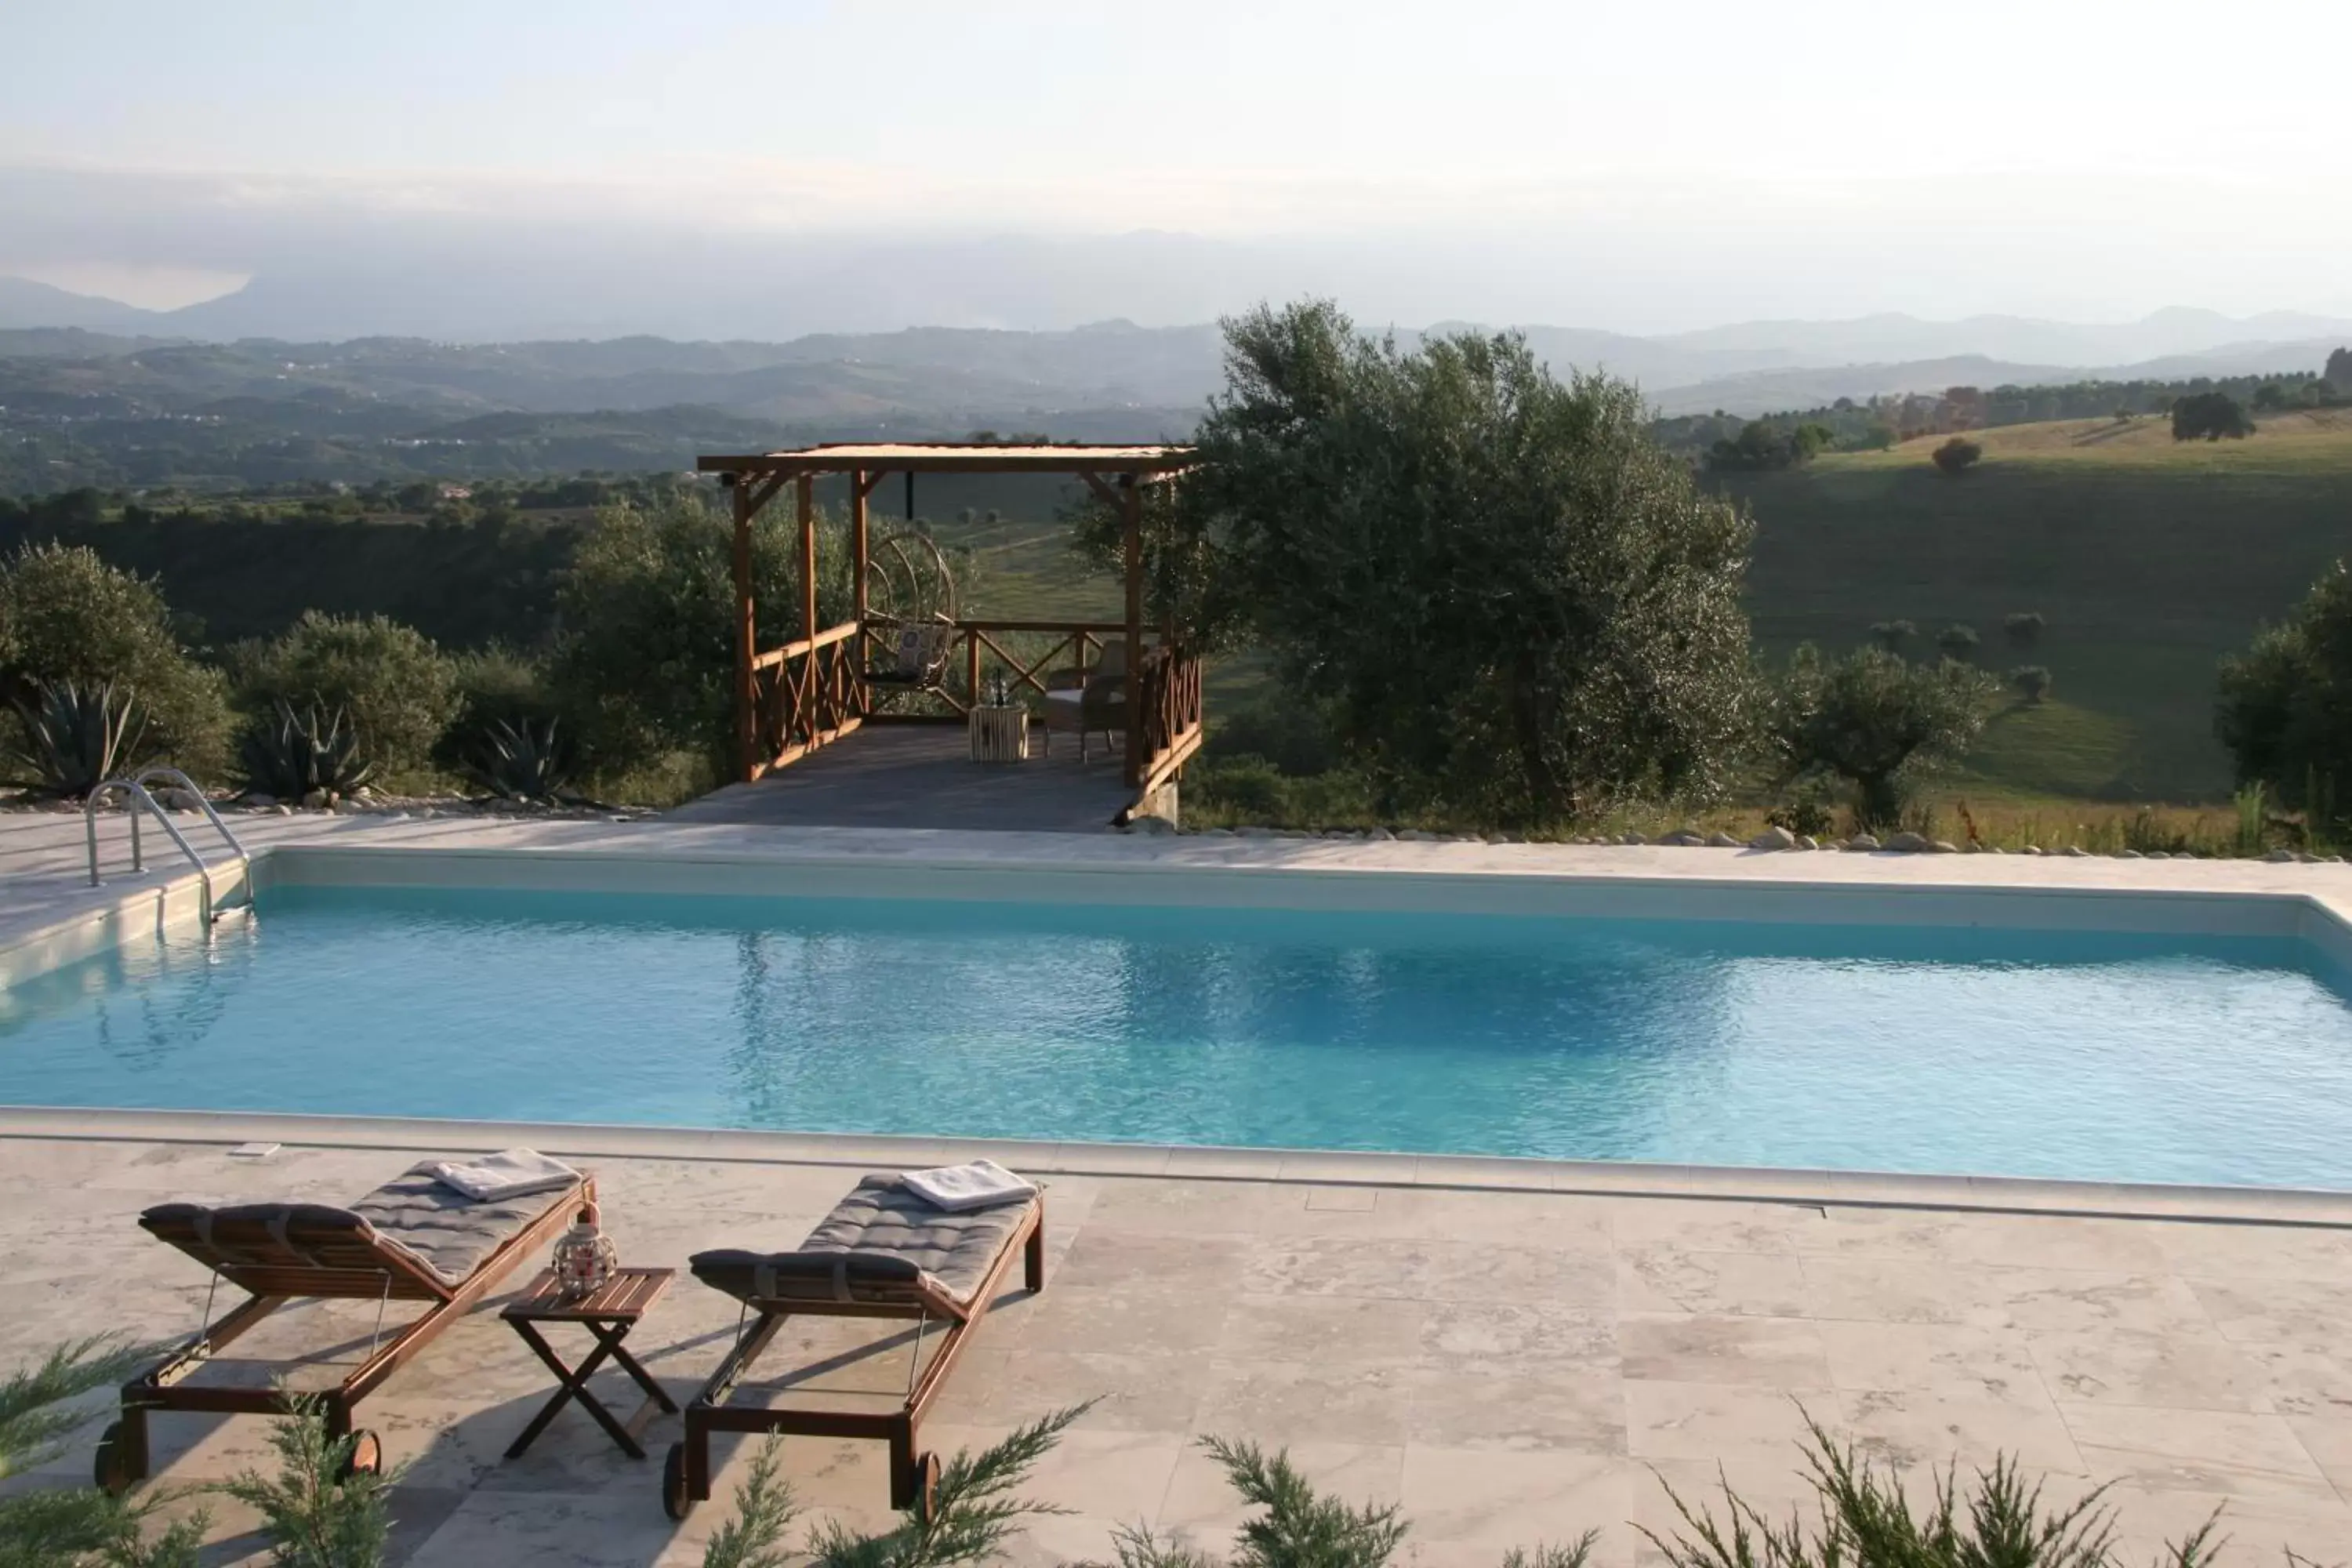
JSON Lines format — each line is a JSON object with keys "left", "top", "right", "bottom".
{"left": 871, "top": 623, "right": 953, "bottom": 685}
{"left": 691, "top": 1174, "right": 1036, "bottom": 1312}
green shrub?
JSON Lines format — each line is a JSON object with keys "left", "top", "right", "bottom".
{"left": 702, "top": 1403, "right": 1089, "bottom": 1568}
{"left": 0, "top": 1335, "right": 208, "bottom": 1567}
{"left": 218, "top": 1392, "right": 395, "bottom": 1568}
{"left": 0, "top": 543, "right": 232, "bottom": 782}
{"left": 2216, "top": 560, "right": 2352, "bottom": 832}
{"left": 1196, "top": 757, "right": 1290, "bottom": 820}
{"left": 2009, "top": 665, "right": 2053, "bottom": 704}
{"left": 1646, "top": 1413, "right": 2221, "bottom": 1568}
{"left": 1931, "top": 437, "right": 1983, "bottom": 474}
{"left": 231, "top": 612, "right": 457, "bottom": 784}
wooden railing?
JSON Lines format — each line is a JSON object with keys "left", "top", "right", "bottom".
{"left": 859, "top": 619, "right": 1127, "bottom": 717}
{"left": 1131, "top": 642, "right": 1204, "bottom": 798}
{"left": 747, "top": 619, "right": 862, "bottom": 777}
{"left": 746, "top": 616, "right": 1204, "bottom": 804}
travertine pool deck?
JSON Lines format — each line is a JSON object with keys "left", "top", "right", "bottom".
{"left": 3, "top": 1124, "right": 2351, "bottom": 1568}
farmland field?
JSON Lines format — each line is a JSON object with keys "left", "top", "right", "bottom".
{"left": 1725, "top": 410, "right": 2352, "bottom": 799}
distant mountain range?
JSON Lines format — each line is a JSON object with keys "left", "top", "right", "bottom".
{"left": 5, "top": 306, "right": 2347, "bottom": 417}
{"left": 4, "top": 305, "right": 2348, "bottom": 492}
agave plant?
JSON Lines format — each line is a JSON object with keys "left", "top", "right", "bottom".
{"left": 463, "top": 713, "right": 578, "bottom": 802}
{"left": 238, "top": 700, "right": 376, "bottom": 803}
{"left": 5, "top": 679, "right": 147, "bottom": 798}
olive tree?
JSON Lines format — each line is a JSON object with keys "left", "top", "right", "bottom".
{"left": 1185, "top": 301, "right": 1758, "bottom": 822}
{"left": 1777, "top": 645, "right": 1998, "bottom": 831}
{"left": 2216, "top": 559, "right": 2352, "bottom": 829}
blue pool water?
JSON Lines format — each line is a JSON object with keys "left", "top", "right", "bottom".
{"left": 6, "top": 884, "right": 2352, "bottom": 1188}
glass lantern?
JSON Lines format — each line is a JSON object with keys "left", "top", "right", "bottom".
{"left": 552, "top": 1199, "right": 619, "bottom": 1300}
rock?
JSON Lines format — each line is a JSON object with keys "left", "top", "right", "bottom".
{"left": 1366, "top": 827, "right": 1395, "bottom": 840}
{"left": 1795, "top": 835, "right": 1819, "bottom": 851}
{"left": 300, "top": 789, "right": 328, "bottom": 809}
{"left": 1881, "top": 831, "right": 1930, "bottom": 852}
{"left": 2061, "top": 845, "right": 2090, "bottom": 857}
{"left": 1930, "top": 840, "right": 1959, "bottom": 853}
{"left": 1705, "top": 830, "right": 1742, "bottom": 848}
{"left": 1619, "top": 832, "right": 1646, "bottom": 845}
{"left": 329, "top": 797, "right": 361, "bottom": 815}
{"left": 2118, "top": 849, "right": 2143, "bottom": 859}
{"left": 1493, "top": 833, "right": 1523, "bottom": 844}
{"left": 1236, "top": 826, "right": 1276, "bottom": 838}
{"left": 245, "top": 793, "right": 277, "bottom": 808}
{"left": 2145, "top": 851, "right": 2169, "bottom": 859}
{"left": 1962, "top": 841, "right": 1983, "bottom": 853}
{"left": 2262, "top": 847, "right": 2296, "bottom": 862}
{"left": 1126, "top": 815, "right": 1177, "bottom": 835}
{"left": 1750, "top": 826, "right": 1796, "bottom": 851}
{"left": 2299, "top": 850, "right": 2323, "bottom": 864}
{"left": 2020, "top": 844, "right": 2042, "bottom": 855}
{"left": 1396, "top": 829, "right": 1433, "bottom": 842}
{"left": 2331, "top": 855, "right": 2347, "bottom": 864}
{"left": 272, "top": 804, "right": 294, "bottom": 816}
{"left": 1986, "top": 845, "right": 2006, "bottom": 854}
{"left": 1845, "top": 833, "right": 1882, "bottom": 851}
{"left": 1658, "top": 829, "right": 1706, "bottom": 847}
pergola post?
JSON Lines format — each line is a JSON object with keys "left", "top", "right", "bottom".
{"left": 850, "top": 469, "right": 870, "bottom": 716}
{"left": 731, "top": 477, "right": 757, "bottom": 783}
{"left": 1121, "top": 475, "right": 1142, "bottom": 787}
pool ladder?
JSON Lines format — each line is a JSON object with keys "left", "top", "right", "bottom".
{"left": 85, "top": 767, "right": 254, "bottom": 924}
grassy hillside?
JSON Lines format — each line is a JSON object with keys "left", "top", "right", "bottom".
{"left": 1727, "top": 409, "right": 2352, "bottom": 800}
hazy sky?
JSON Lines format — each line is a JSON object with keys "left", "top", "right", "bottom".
{"left": 6, "top": 0, "right": 2350, "bottom": 328}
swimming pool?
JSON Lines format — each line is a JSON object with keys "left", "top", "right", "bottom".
{"left": 6, "top": 873, "right": 2352, "bottom": 1188}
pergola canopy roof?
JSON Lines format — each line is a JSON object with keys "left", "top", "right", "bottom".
{"left": 699, "top": 441, "right": 1192, "bottom": 477}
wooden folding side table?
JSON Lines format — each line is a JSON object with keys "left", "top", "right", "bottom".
{"left": 499, "top": 1266, "right": 678, "bottom": 1460}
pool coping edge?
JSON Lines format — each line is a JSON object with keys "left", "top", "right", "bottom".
{"left": 5, "top": 1105, "right": 2348, "bottom": 1229}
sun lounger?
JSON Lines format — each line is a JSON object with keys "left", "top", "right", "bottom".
{"left": 100, "top": 1163, "right": 593, "bottom": 1492}
{"left": 663, "top": 1173, "right": 1045, "bottom": 1523}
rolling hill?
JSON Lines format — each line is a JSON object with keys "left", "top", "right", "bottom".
{"left": 1727, "top": 410, "right": 2352, "bottom": 800}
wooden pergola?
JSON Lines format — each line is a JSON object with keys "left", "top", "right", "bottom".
{"left": 695, "top": 442, "right": 1201, "bottom": 810}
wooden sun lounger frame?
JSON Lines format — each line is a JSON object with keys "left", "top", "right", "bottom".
{"left": 665, "top": 1192, "right": 1045, "bottom": 1523}
{"left": 100, "top": 1176, "right": 594, "bottom": 1492}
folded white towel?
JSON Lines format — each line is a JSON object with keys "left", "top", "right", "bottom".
{"left": 900, "top": 1159, "right": 1037, "bottom": 1213}
{"left": 412, "top": 1149, "right": 581, "bottom": 1204}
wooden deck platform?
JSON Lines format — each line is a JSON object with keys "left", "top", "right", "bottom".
{"left": 664, "top": 723, "right": 1134, "bottom": 832}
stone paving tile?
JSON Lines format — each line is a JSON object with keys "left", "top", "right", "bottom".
{"left": 2026, "top": 1328, "right": 2278, "bottom": 1413}
{"left": 1840, "top": 1385, "right": 2087, "bottom": 1475}
{"left": 1812, "top": 1319, "right": 2053, "bottom": 1409}
{"left": 7, "top": 1135, "right": 2352, "bottom": 1566}
{"left": 1617, "top": 1313, "right": 1832, "bottom": 1389}
{"left": 1617, "top": 1247, "right": 1814, "bottom": 1318}
{"left": 2057, "top": 1403, "right": 2340, "bottom": 1504}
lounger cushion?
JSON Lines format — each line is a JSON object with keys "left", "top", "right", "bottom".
{"left": 692, "top": 1174, "right": 1034, "bottom": 1310}
{"left": 142, "top": 1170, "right": 580, "bottom": 1290}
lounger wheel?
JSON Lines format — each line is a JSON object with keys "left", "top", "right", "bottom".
{"left": 337, "top": 1429, "right": 383, "bottom": 1483}
{"left": 911, "top": 1451, "right": 941, "bottom": 1526}
{"left": 662, "top": 1442, "right": 695, "bottom": 1522}
{"left": 93, "top": 1420, "right": 137, "bottom": 1497}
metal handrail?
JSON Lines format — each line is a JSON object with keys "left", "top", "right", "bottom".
{"left": 84, "top": 771, "right": 252, "bottom": 923}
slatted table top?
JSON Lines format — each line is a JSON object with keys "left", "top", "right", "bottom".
{"left": 502, "top": 1265, "right": 673, "bottom": 1323}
